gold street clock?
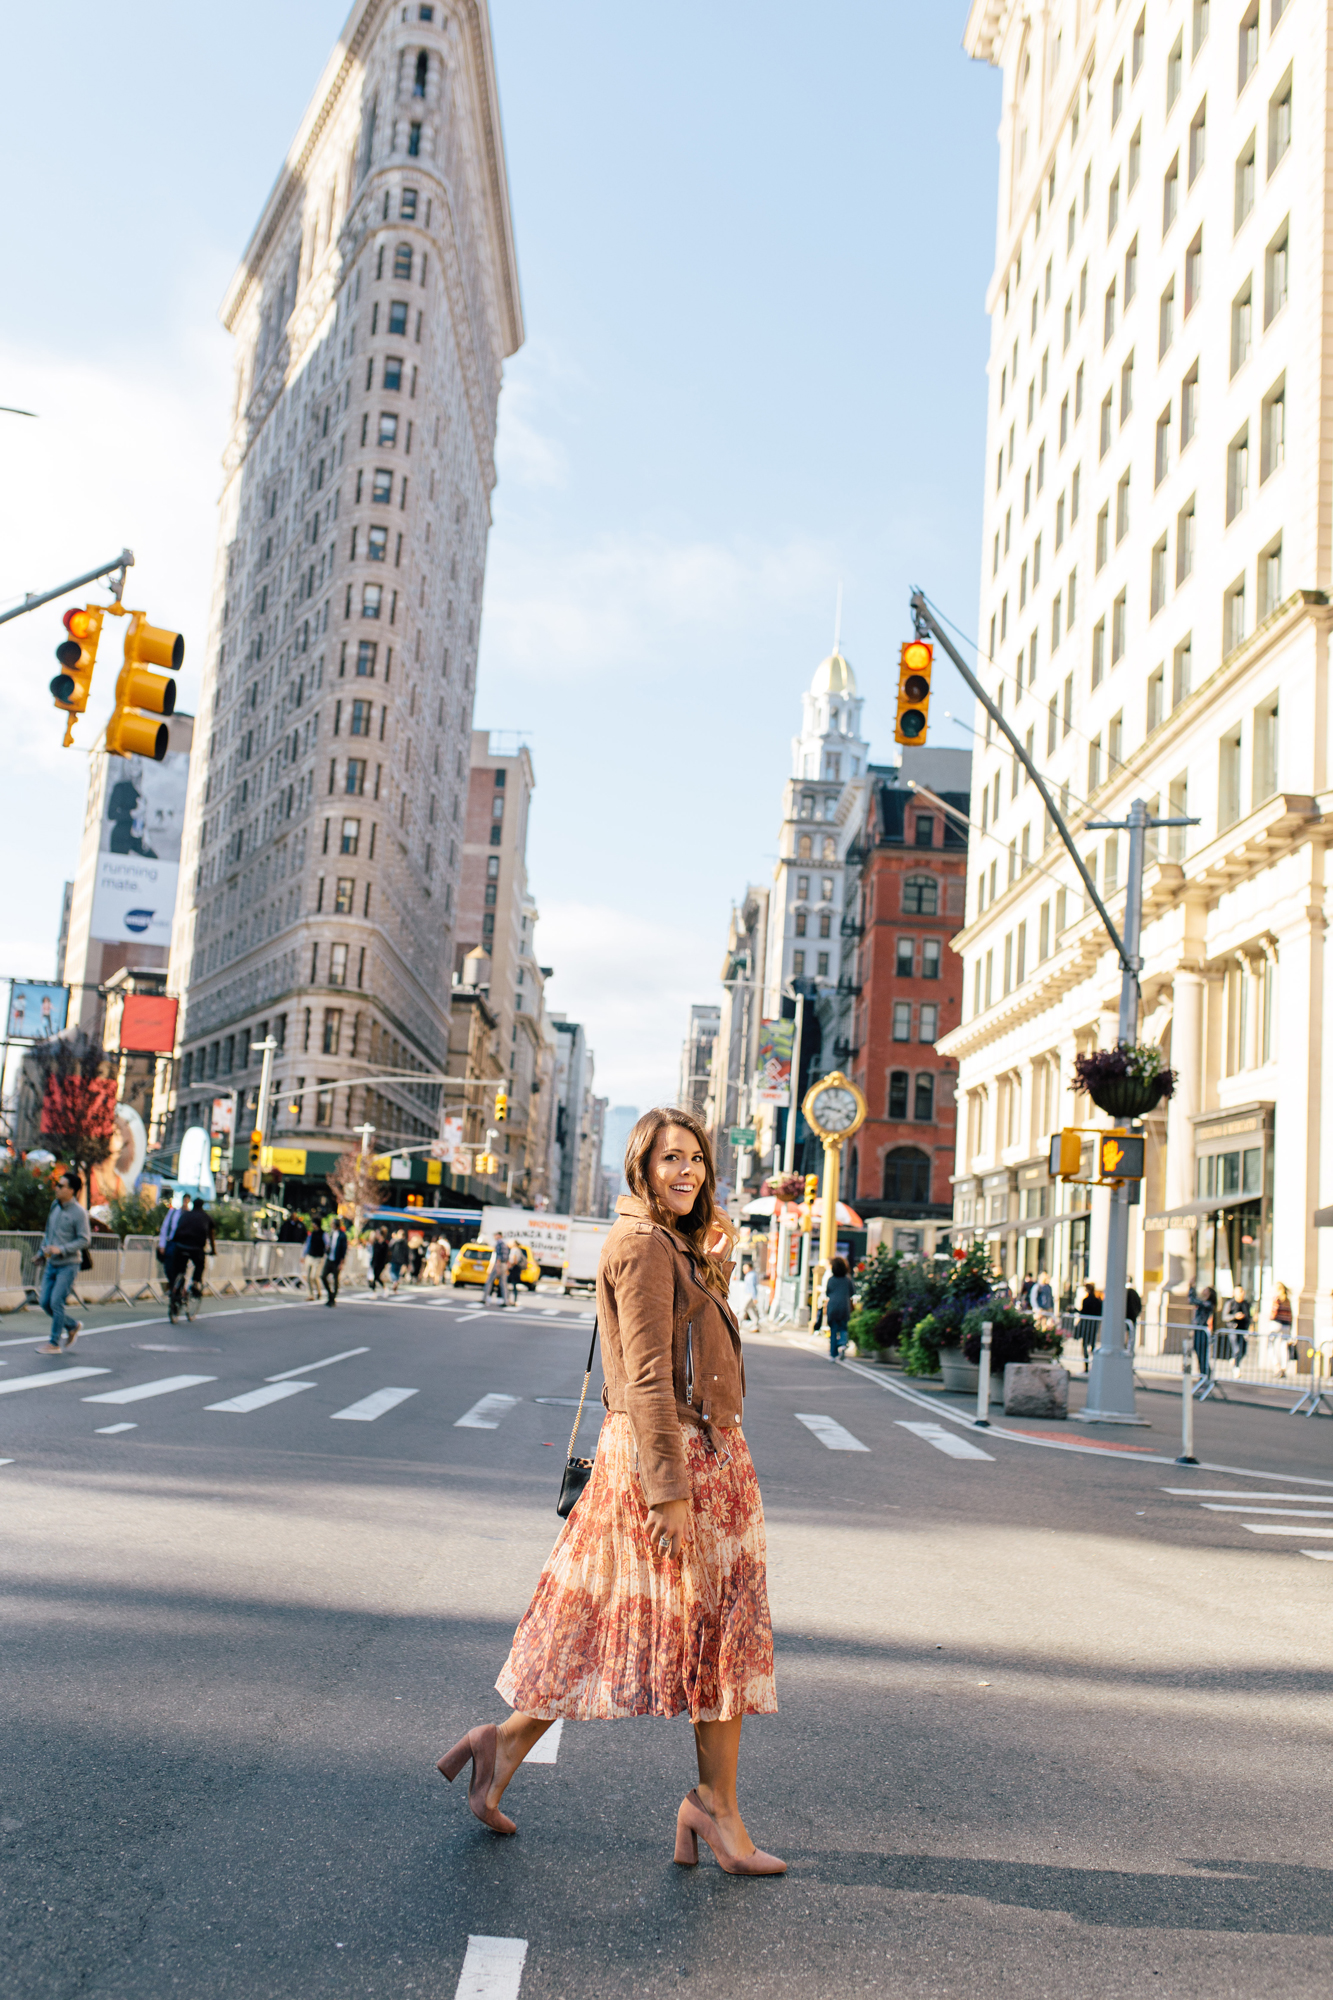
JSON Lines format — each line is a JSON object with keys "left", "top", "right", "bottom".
{"left": 802, "top": 1070, "right": 867, "bottom": 1144}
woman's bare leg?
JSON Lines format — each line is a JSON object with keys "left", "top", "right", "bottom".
{"left": 693, "top": 1715, "right": 756, "bottom": 1856}
{"left": 487, "top": 1714, "right": 555, "bottom": 1807}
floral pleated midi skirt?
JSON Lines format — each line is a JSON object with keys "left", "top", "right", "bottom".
{"left": 495, "top": 1413, "right": 777, "bottom": 1723}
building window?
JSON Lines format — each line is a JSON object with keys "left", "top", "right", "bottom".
{"left": 1112, "top": 591, "right": 1127, "bottom": 664}
{"left": 1151, "top": 537, "right": 1168, "bottom": 616}
{"left": 413, "top": 49, "right": 429, "bottom": 96}
{"left": 1103, "top": 279, "right": 1117, "bottom": 347}
{"left": 1092, "top": 618, "right": 1105, "bottom": 689}
{"left": 1096, "top": 505, "right": 1109, "bottom": 572}
{"left": 1261, "top": 379, "right": 1285, "bottom": 479}
{"left": 794, "top": 910, "right": 807, "bottom": 937}
{"left": 383, "top": 359, "right": 404, "bottom": 396}
{"left": 1107, "top": 167, "right": 1120, "bottom": 236}
{"left": 362, "top": 584, "right": 383, "bottom": 618}
{"left": 1112, "top": 62, "right": 1125, "bottom": 130}
{"left": 1269, "top": 75, "right": 1292, "bottom": 174}
{"left": 914, "top": 814, "right": 935, "bottom": 848}
{"left": 322, "top": 1010, "right": 343, "bottom": 1056}
{"left": 1185, "top": 229, "right": 1203, "bottom": 314}
{"left": 349, "top": 700, "right": 371, "bottom": 737}
{"left": 378, "top": 413, "right": 399, "bottom": 448}
{"left": 796, "top": 874, "right": 809, "bottom": 897}
{"left": 340, "top": 817, "right": 360, "bottom": 855}
{"left": 902, "top": 875, "right": 939, "bottom": 916}
{"left": 1173, "top": 636, "right": 1193, "bottom": 707}
{"left": 882, "top": 1147, "right": 931, "bottom": 1205}
{"left": 797, "top": 835, "right": 812, "bottom": 860}
{"left": 922, "top": 939, "right": 941, "bottom": 979}
{"left": 356, "top": 639, "right": 376, "bottom": 675}
{"left": 888, "top": 1071, "right": 909, "bottom": 1120}
{"left": 393, "top": 244, "right": 413, "bottom": 281}
{"left": 1159, "top": 279, "right": 1175, "bottom": 360}
{"left": 792, "top": 950, "right": 805, "bottom": 976}
{"left": 368, "top": 525, "right": 388, "bottom": 561}
{"left": 1116, "top": 470, "right": 1131, "bottom": 544}
{"left": 1129, "top": 121, "right": 1142, "bottom": 191}
{"left": 1254, "top": 695, "right": 1279, "bottom": 801}
{"left": 408, "top": 121, "right": 422, "bottom": 157}
{"left": 821, "top": 876, "right": 835, "bottom": 899}
{"left": 329, "top": 943, "right": 348, "bottom": 988}
{"left": 1258, "top": 535, "right": 1283, "bottom": 619}
{"left": 1219, "top": 727, "right": 1243, "bottom": 830}
{"left": 1089, "top": 734, "right": 1103, "bottom": 793}
{"left": 1163, "top": 155, "right": 1180, "bottom": 239}
{"left": 818, "top": 912, "right": 832, "bottom": 940}
{"left": 1124, "top": 235, "right": 1138, "bottom": 305}
{"left": 1181, "top": 362, "right": 1200, "bottom": 445}
{"left": 1238, "top": 4, "right": 1259, "bottom": 92}
{"left": 919, "top": 1004, "right": 939, "bottom": 1043}
{"left": 816, "top": 951, "right": 830, "bottom": 976}
{"left": 1189, "top": 101, "right": 1207, "bottom": 185}
{"left": 1235, "top": 131, "right": 1256, "bottom": 228}
{"left": 345, "top": 758, "right": 366, "bottom": 795}
{"left": 1193, "top": 1, "right": 1210, "bottom": 58}
{"left": 1265, "top": 221, "right": 1289, "bottom": 325}
{"left": 1224, "top": 575, "right": 1247, "bottom": 654}
{"left": 1155, "top": 406, "right": 1171, "bottom": 487}
{"left": 371, "top": 468, "right": 393, "bottom": 504}
{"left": 1147, "top": 667, "right": 1165, "bottom": 732}
{"left": 896, "top": 938, "right": 914, "bottom": 977}
{"left": 315, "top": 1084, "right": 334, "bottom": 1127}
{"left": 892, "top": 1001, "right": 912, "bottom": 1042}
{"left": 334, "top": 878, "right": 355, "bottom": 915}
{"left": 388, "top": 300, "right": 408, "bottom": 336}
{"left": 1230, "top": 280, "right": 1253, "bottom": 377}
{"left": 1099, "top": 392, "right": 1112, "bottom": 461}
{"left": 914, "top": 1075, "right": 936, "bottom": 1122}
{"left": 1227, "top": 426, "right": 1250, "bottom": 523}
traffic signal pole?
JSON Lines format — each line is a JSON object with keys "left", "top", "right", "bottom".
{"left": 908, "top": 590, "right": 1195, "bottom": 1425}
{"left": 0, "top": 549, "right": 132, "bottom": 626}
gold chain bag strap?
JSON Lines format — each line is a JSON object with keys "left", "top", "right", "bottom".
{"left": 556, "top": 1315, "right": 599, "bottom": 1517}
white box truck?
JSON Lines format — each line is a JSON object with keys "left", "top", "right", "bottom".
{"left": 561, "top": 1216, "right": 613, "bottom": 1294}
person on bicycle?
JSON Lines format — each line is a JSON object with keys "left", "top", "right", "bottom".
{"left": 168, "top": 1198, "right": 213, "bottom": 1311}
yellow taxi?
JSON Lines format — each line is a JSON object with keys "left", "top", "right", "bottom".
{"left": 450, "top": 1240, "right": 540, "bottom": 1291}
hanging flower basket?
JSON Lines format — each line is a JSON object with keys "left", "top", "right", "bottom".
{"left": 1072, "top": 1046, "right": 1176, "bottom": 1120}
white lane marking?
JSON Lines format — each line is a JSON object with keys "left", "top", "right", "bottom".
{"left": 524, "top": 1719, "right": 563, "bottom": 1764}
{"left": 0, "top": 1458, "right": 13, "bottom": 1466}
{"left": 206, "top": 1381, "right": 317, "bottom": 1413}
{"left": 330, "top": 1386, "right": 419, "bottom": 1422}
{"left": 456, "top": 1393, "right": 520, "bottom": 1429}
{"left": 83, "top": 1374, "right": 217, "bottom": 1405}
{"left": 1202, "top": 1504, "right": 1333, "bottom": 1517}
{"left": 94, "top": 1422, "right": 137, "bottom": 1434}
{"left": 1163, "top": 1489, "right": 1333, "bottom": 1500}
{"left": 454, "top": 1935, "right": 528, "bottom": 2000}
{"left": 267, "top": 1347, "right": 369, "bottom": 1382}
{"left": 795, "top": 1412, "right": 869, "bottom": 1452}
{"left": 1244, "top": 1524, "right": 1333, "bottom": 1537}
{"left": 0, "top": 1367, "right": 111, "bottom": 1396}
{"left": 1301, "top": 1551, "right": 1333, "bottom": 1561}
{"left": 896, "top": 1420, "right": 995, "bottom": 1461}
{"left": 0, "top": 1300, "right": 316, "bottom": 1346}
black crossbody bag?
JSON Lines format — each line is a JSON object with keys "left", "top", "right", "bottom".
{"left": 556, "top": 1316, "right": 600, "bottom": 1518}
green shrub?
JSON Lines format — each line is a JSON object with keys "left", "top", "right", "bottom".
{"left": 901, "top": 1313, "right": 943, "bottom": 1376}
{"left": 0, "top": 1158, "right": 59, "bottom": 1231}
{"left": 108, "top": 1188, "right": 169, "bottom": 1238}
{"left": 960, "top": 1304, "right": 1040, "bottom": 1369}
{"left": 210, "top": 1202, "right": 255, "bottom": 1241}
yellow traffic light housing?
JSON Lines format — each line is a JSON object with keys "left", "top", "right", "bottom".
{"left": 248, "top": 1129, "right": 263, "bottom": 1170}
{"left": 894, "top": 639, "right": 933, "bottom": 745}
{"left": 1050, "top": 1127, "right": 1146, "bottom": 1184}
{"left": 804, "top": 1172, "right": 819, "bottom": 1202}
{"left": 495, "top": 1087, "right": 508, "bottom": 1124}
{"left": 51, "top": 605, "right": 104, "bottom": 746}
{"left": 1048, "top": 1129, "right": 1083, "bottom": 1179}
{"left": 105, "top": 610, "right": 184, "bottom": 761}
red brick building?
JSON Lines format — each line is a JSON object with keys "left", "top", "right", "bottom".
{"left": 840, "top": 749, "right": 971, "bottom": 1250}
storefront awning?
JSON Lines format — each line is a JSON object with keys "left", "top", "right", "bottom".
{"left": 1143, "top": 1192, "right": 1257, "bottom": 1231}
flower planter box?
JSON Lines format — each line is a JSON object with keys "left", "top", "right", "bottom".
{"left": 1085, "top": 1074, "right": 1167, "bottom": 1119}
{"left": 939, "top": 1349, "right": 1002, "bottom": 1400}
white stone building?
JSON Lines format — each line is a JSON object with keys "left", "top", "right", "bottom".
{"left": 166, "top": 0, "right": 522, "bottom": 1180}
{"left": 949, "top": 0, "right": 1322, "bottom": 1339}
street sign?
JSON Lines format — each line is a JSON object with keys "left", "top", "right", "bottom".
{"left": 729, "top": 1126, "right": 757, "bottom": 1147}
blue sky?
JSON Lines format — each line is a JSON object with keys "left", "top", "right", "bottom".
{"left": 0, "top": 1, "right": 998, "bottom": 1107}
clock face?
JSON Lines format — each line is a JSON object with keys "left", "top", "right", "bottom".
{"left": 811, "top": 1086, "right": 859, "bottom": 1134}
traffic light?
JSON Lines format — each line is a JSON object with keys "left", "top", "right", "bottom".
{"left": 803, "top": 1173, "right": 818, "bottom": 1202}
{"left": 249, "top": 1128, "right": 263, "bottom": 1171}
{"left": 51, "top": 606, "right": 104, "bottom": 745}
{"left": 105, "top": 611, "right": 184, "bottom": 761}
{"left": 494, "top": 1087, "right": 508, "bottom": 1123}
{"left": 894, "top": 639, "right": 933, "bottom": 745}
{"left": 1098, "top": 1131, "right": 1145, "bottom": 1181}
{"left": 1048, "top": 1129, "right": 1083, "bottom": 1179}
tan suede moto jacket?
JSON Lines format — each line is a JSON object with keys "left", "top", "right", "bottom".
{"left": 595, "top": 1194, "right": 746, "bottom": 1507}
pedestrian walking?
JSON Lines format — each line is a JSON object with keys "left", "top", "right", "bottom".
{"left": 1032, "top": 1268, "right": 1055, "bottom": 1328}
{"left": 388, "top": 1230, "right": 410, "bottom": 1293}
{"left": 482, "top": 1232, "right": 510, "bottom": 1308}
{"left": 424, "top": 1236, "right": 450, "bottom": 1284}
{"left": 438, "top": 1106, "right": 783, "bottom": 1875}
{"left": 1077, "top": 1281, "right": 1102, "bottom": 1368}
{"left": 323, "top": 1220, "right": 349, "bottom": 1305}
{"left": 1188, "top": 1282, "right": 1216, "bottom": 1382}
{"left": 737, "top": 1259, "right": 761, "bottom": 1328}
{"left": 1222, "top": 1289, "right": 1251, "bottom": 1371}
{"left": 1125, "top": 1279, "right": 1142, "bottom": 1347}
{"left": 34, "top": 1169, "right": 91, "bottom": 1353}
{"left": 368, "top": 1226, "right": 391, "bottom": 1291}
{"left": 820, "top": 1256, "right": 853, "bottom": 1360}
{"left": 507, "top": 1239, "right": 526, "bottom": 1297}
{"left": 1267, "top": 1281, "right": 1294, "bottom": 1376}
{"left": 410, "top": 1237, "right": 426, "bottom": 1284}
{"left": 303, "top": 1220, "right": 326, "bottom": 1300}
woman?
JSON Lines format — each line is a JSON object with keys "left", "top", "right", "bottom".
{"left": 424, "top": 1236, "right": 450, "bottom": 1285}
{"left": 1077, "top": 1280, "right": 1102, "bottom": 1369}
{"left": 1188, "top": 1282, "right": 1216, "bottom": 1381}
{"left": 369, "top": 1227, "right": 391, "bottom": 1292}
{"left": 302, "top": 1219, "right": 326, "bottom": 1301}
{"left": 820, "top": 1255, "right": 853, "bottom": 1360}
{"left": 388, "top": 1231, "right": 411, "bottom": 1293}
{"left": 437, "top": 1106, "right": 783, "bottom": 1875}
{"left": 1267, "top": 1281, "right": 1294, "bottom": 1377}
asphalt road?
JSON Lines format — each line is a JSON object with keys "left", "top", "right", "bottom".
{"left": 3, "top": 1289, "right": 1332, "bottom": 1999}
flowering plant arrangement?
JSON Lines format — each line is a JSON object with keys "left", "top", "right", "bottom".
{"left": 1072, "top": 1044, "right": 1176, "bottom": 1097}
{"left": 767, "top": 1173, "right": 807, "bottom": 1204}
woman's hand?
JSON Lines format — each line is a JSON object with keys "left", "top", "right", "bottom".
{"left": 645, "top": 1497, "right": 690, "bottom": 1561}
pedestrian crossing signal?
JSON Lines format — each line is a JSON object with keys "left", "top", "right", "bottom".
{"left": 51, "top": 605, "right": 104, "bottom": 746}
{"left": 894, "top": 640, "right": 933, "bottom": 746}
{"left": 1098, "top": 1132, "right": 1145, "bottom": 1181}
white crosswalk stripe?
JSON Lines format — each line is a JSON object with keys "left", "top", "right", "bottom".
{"left": 1245, "top": 1523, "right": 1333, "bottom": 1538}
{"left": 330, "top": 1387, "right": 418, "bottom": 1422}
{"left": 206, "top": 1381, "right": 316, "bottom": 1413}
{"left": 84, "top": 1374, "right": 216, "bottom": 1406}
{"left": 267, "top": 1347, "right": 368, "bottom": 1383}
{"left": 896, "top": 1420, "right": 994, "bottom": 1461}
{"left": 1203, "top": 1504, "right": 1333, "bottom": 1517}
{"left": 795, "top": 1412, "right": 868, "bottom": 1452}
{"left": 1160, "top": 1484, "right": 1333, "bottom": 1557}
{"left": 454, "top": 1935, "right": 528, "bottom": 2000}
{"left": 0, "top": 1367, "right": 110, "bottom": 1396}
{"left": 455, "top": 1393, "right": 519, "bottom": 1429}
{"left": 94, "top": 1423, "right": 137, "bottom": 1435}
{"left": 524, "top": 1718, "right": 563, "bottom": 1764}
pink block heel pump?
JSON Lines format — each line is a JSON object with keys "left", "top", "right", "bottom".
{"left": 673, "top": 1789, "right": 786, "bottom": 1875}
{"left": 436, "top": 1723, "right": 517, "bottom": 1835}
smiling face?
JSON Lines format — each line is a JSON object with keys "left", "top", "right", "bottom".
{"left": 646, "top": 1124, "right": 707, "bottom": 1219}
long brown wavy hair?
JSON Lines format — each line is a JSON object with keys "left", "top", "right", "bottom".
{"left": 624, "top": 1106, "right": 734, "bottom": 1296}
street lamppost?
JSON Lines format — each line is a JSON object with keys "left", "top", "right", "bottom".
{"left": 801, "top": 1073, "right": 868, "bottom": 1295}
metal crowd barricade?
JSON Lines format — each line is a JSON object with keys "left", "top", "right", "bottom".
{"left": 72, "top": 1239, "right": 122, "bottom": 1307}
{"left": 119, "top": 1234, "right": 164, "bottom": 1301}
{"left": 207, "top": 1244, "right": 250, "bottom": 1296}
{"left": 0, "top": 1231, "right": 48, "bottom": 1299}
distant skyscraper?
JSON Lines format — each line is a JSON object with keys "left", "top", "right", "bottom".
{"left": 167, "top": 1, "right": 522, "bottom": 1201}
{"left": 678, "top": 1004, "right": 720, "bottom": 1115}
{"left": 603, "top": 1102, "right": 639, "bottom": 1190}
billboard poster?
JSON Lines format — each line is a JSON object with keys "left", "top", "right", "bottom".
{"left": 480, "top": 1206, "right": 571, "bottom": 1268}
{"left": 754, "top": 1019, "right": 796, "bottom": 1104}
{"left": 87, "top": 1103, "right": 148, "bottom": 1211}
{"left": 210, "top": 1097, "right": 235, "bottom": 1137}
{"left": 6, "top": 981, "right": 69, "bottom": 1040}
{"left": 89, "top": 745, "right": 190, "bottom": 948}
